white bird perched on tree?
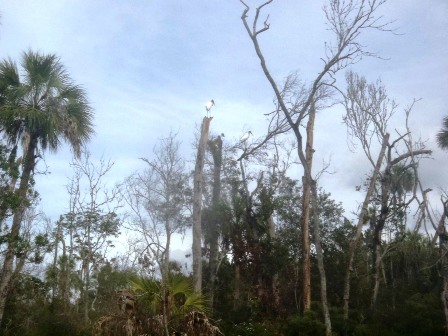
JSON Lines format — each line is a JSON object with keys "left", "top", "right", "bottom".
{"left": 205, "top": 99, "right": 215, "bottom": 116}
{"left": 240, "top": 131, "right": 252, "bottom": 143}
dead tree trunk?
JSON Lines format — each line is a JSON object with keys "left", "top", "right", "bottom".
{"left": 301, "top": 102, "right": 316, "bottom": 311}
{"left": 192, "top": 116, "right": 212, "bottom": 293}
{"left": 309, "top": 180, "right": 332, "bottom": 335}
{"left": 208, "top": 136, "right": 223, "bottom": 310}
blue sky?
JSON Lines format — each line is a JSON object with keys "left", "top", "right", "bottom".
{"left": 1, "top": 1, "right": 448, "bottom": 236}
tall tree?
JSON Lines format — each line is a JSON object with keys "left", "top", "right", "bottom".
{"left": 205, "top": 134, "right": 223, "bottom": 310}
{"left": 239, "top": 2, "right": 391, "bottom": 334}
{"left": 0, "top": 50, "right": 93, "bottom": 325}
{"left": 193, "top": 116, "right": 212, "bottom": 293}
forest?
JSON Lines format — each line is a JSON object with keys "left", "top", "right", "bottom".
{"left": 1, "top": 1, "right": 448, "bottom": 335}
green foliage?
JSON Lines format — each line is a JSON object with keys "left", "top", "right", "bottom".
{"left": 131, "top": 274, "right": 207, "bottom": 317}
{"left": 283, "top": 311, "right": 326, "bottom": 336}
{"left": 375, "top": 292, "right": 444, "bottom": 336}
{"left": 226, "top": 321, "right": 273, "bottom": 336}
{"left": 0, "top": 50, "right": 94, "bottom": 156}
{"left": 0, "top": 142, "right": 23, "bottom": 221}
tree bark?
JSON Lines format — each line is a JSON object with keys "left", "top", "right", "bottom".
{"left": 310, "top": 181, "right": 332, "bottom": 336}
{"left": 51, "top": 219, "right": 61, "bottom": 306}
{"left": 268, "top": 215, "right": 280, "bottom": 309}
{"left": 0, "top": 138, "right": 36, "bottom": 325}
{"left": 59, "top": 235, "right": 70, "bottom": 312}
{"left": 233, "top": 263, "right": 241, "bottom": 309}
{"left": 301, "top": 103, "right": 316, "bottom": 312}
{"left": 192, "top": 116, "right": 212, "bottom": 293}
{"left": 208, "top": 136, "right": 222, "bottom": 310}
{"left": 371, "top": 244, "right": 382, "bottom": 312}
{"left": 162, "top": 224, "right": 171, "bottom": 336}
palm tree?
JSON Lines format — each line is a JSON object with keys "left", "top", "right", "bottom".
{"left": 0, "top": 50, "right": 93, "bottom": 323}
{"left": 437, "top": 116, "right": 448, "bottom": 150}
{"left": 131, "top": 274, "right": 207, "bottom": 336}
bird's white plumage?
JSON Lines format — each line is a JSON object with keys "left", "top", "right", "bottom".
{"left": 240, "top": 131, "right": 252, "bottom": 143}
{"left": 205, "top": 99, "right": 215, "bottom": 112}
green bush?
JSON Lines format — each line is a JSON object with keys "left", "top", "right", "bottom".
{"left": 283, "top": 311, "right": 326, "bottom": 336}
{"left": 219, "top": 320, "right": 282, "bottom": 336}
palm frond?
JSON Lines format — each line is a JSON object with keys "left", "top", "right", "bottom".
{"left": 181, "top": 291, "right": 207, "bottom": 313}
{"left": 0, "top": 50, "right": 94, "bottom": 157}
{"left": 437, "top": 116, "right": 448, "bottom": 150}
{"left": 130, "top": 276, "right": 160, "bottom": 315}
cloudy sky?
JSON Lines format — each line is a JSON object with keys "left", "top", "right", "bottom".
{"left": 1, "top": 1, "right": 447, "bottom": 240}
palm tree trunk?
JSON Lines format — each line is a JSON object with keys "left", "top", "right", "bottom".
{"left": 0, "top": 138, "right": 36, "bottom": 325}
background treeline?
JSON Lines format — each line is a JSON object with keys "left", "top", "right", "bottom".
{"left": 1, "top": 115, "right": 446, "bottom": 336}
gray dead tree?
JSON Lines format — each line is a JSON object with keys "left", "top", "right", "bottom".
{"left": 193, "top": 116, "right": 213, "bottom": 293}
{"left": 341, "top": 72, "right": 431, "bottom": 323}
{"left": 239, "top": 1, "right": 392, "bottom": 334}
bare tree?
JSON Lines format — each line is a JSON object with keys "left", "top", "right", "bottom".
{"left": 63, "top": 150, "right": 121, "bottom": 324}
{"left": 340, "top": 72, "right": 431, "bottom": 322}
{"left": 239, "top": 1, "right": 392, "bottom": 334}
{"left": 121, "top": 132, "right": 188, "bottom": 336}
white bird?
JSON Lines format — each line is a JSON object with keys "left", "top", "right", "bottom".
{"left": 205, "top": 99, "right": 215, "bottom": 116}
{"left": 240, "top": 131, "right": 252, "bottom": 143}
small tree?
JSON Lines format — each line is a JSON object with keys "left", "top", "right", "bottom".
{"left": 53, "top": 150, "right": 121, "bottom": 324}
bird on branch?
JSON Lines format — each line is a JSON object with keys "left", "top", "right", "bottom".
{"left": 240, "top": 131, "right": 252, "bottom": 143}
